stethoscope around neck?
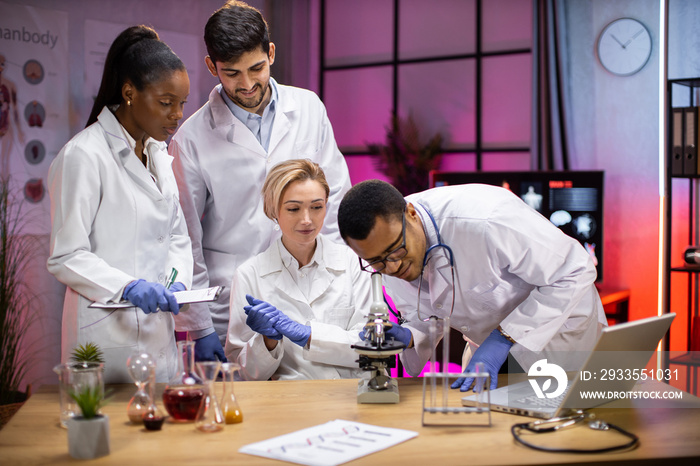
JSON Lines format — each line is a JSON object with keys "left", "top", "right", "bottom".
{"left": 387, "top": 204, "right": 456, "bottom": 324}
{"left": 420, "top": 204, "right": 455, "bottom": 269}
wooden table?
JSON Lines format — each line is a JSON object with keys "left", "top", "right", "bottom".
{"left": 1, "top": 377, "right": 699, "bottom": 465}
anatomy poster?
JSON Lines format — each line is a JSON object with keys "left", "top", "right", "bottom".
{"left": 0, "top": 2, "right": 69, "bottom": 235}
{"left": 83, "top": 19, "right": 201, "bottom": 127}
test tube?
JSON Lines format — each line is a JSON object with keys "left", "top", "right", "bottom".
{"left": 441, "top": 316, "right": 451, "bottom": 409}
{"left": 428, "top": 317, "right": 438, "bottom": 409}
{"left": 473, "top": 361, "right": 487, "bottom": 412}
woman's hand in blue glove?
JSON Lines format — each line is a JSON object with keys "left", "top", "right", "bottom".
{"left": 168, "top": 282, "right": 186, "bottom": 309}
{"left": 272, "top": 313, "right": 311, "bottom": 347}
{"left": 123, "top": 279, "right": 179, "bottom": 314}
{"left": 244, "top": 295, "right": 283, "bottom": 340}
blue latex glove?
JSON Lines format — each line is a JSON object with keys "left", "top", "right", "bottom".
{"left": 168, "top": 282, "right": 186, "bottom": 309}
{"left": 359, "top": 322, "right": 412, "bottom": 348}
{"left": 169, "top": 282, "right": 186, "bottom": 293}
{"left": 194, "top": 332, "right": 227, "bottom": 362}
{"left": 123, "top": 279, "right": 179, "bottom": 315}
{"left": 451, "top": 328, "right": 514, "bottom": 392}
{"left": 244, "top": 295, "right": 283, "bottom": 340}
{"left": 273, "top": 312, "right": 311, "bottom": 348}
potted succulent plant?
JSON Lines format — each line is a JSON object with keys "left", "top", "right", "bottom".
{"left": 66, "top": 383, "right": 111, "bottom": 459}
{"left": 71, "top": 342, "right": 105, "bottom": 364}
{"left": 53, "top": 342, "right": 107, "bottom": 428}
{"left": 0, "top": 177, "right": 39, "bottom": 429}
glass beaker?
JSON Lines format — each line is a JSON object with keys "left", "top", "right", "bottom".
{"left": 126, "top": 352, "right": 154, "bottom": 424}
{"left": 220, "top": 362, "right": 243, "bottom": 424}
{"left": 194, "top": 361, "right": 224, "bottom": 432}
{"left": 53, "top": 362, "right": 104, "bottom": 428}
{"left": 162, "top": 340, "right": 204, "bottom": 422}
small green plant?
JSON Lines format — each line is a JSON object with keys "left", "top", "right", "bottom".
{"left": 70, "top": 342, "right": 105, "bottom": 364}
{"left": 69, "top": 385, "right": 110, "bottom": 420}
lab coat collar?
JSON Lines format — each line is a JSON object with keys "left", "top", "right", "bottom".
{"left": 259, "top": 235, "right": 346, "bottom": 276}
{"left": 209, "top": 85, "right": 261, "bottom": 155}
{"left": 259, "top": 235, "right": 347, "bottom": 305}
{"left": 267, "top": 79, "right": 294, "bottom": 153}
{"left": 97, "top": 106, "right": 169, "bottom": 198}
{"left": 209, "top": 78, "right": 291, "bottom": 156}
{"left": 97, "top": 106, "right": 168, "bottom": 161}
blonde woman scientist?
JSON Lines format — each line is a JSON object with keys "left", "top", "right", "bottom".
{"left": 225, "top": 159, "right": 371, "bottom": 380}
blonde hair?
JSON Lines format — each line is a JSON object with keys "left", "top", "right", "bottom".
{"left": 262, "top": 159, "right": 330, "bottom": 220}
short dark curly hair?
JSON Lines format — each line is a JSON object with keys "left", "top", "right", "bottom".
{"left": 338, "top": 180, "right": 406, "bottom": 241}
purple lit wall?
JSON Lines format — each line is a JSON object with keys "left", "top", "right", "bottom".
{"left": 320, "top": 0, "right": 533, "bottom": 185}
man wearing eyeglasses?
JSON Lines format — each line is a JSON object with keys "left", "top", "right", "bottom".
{"left": 338, "top": 180, "right": 606, "bottom": 391}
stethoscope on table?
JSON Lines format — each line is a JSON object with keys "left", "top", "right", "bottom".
{"left": 511, "top": 411, "right": 639, "bottom": 453}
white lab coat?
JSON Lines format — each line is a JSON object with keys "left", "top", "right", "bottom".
{"left": 47, "top": 107, "right": 193, "bottom": 383}
{"left": 225, "top": 235, "right": 371, "bottom": 380}
{"left": 169, "top": 79, "right": 351, "bottom": 340}
{"left": 385, "top": 185, "right": 607, "bottom": 376}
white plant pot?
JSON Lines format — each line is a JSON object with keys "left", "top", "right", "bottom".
{"left": 66, "top": 415, "right": 110, "bottom": 459}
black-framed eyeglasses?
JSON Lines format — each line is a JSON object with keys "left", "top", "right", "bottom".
{"left": 359, "top": 212, "right": 407, "bottom": 272}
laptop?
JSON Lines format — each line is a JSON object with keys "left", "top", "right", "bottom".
{"left": 461, "top": 313, "right": 676, "bottom": 419}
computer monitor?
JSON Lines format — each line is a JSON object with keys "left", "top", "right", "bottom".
{"left": 429, "top": 170, "right": 604, "bottom": 282}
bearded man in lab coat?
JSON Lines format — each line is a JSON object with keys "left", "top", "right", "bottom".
{"left": 338, "top": 180, "right": 607, "bottom": 391}
{"left": 169, "top": 1, "right": 351, "bottom": 361}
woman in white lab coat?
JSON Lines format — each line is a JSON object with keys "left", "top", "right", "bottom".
{"left": 47, "top": 26, "right": 193, "bottom": 383}
{"left": 225, "top": 159, "right": 371, "bottom": 380}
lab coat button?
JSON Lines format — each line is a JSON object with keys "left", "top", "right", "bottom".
{"left": 158, "top": 236, "right": 164, "bottom": 243}
{"left": 158, "top": 351, "right": 165, "bottom": 359}
{"left": 460, "top": 326, "right": 469, "bottom": 333}
{"left": 436, "top": 304, "right": 443, "bottom": 309}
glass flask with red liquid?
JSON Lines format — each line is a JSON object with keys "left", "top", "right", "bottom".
{"left": 162, "top": 340, "right": 204, "bottom": 422}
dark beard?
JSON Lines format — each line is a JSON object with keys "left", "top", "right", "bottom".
{"left": 228, "top": 82, "right": 269, "bottom": 110}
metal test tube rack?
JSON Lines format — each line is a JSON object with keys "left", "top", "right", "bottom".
{"left": 421, "top": 317, "right": 492, "bottom": 427}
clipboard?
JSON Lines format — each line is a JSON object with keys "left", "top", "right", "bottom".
{"left": 88, "top": 286, "right": 224, "bottom": 309}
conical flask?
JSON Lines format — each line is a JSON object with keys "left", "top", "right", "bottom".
{"left": 194, "top": 361, "right": 224, "bottom": 432}
{"left": 220, "top": 362, "right": 243, "bottom": 424}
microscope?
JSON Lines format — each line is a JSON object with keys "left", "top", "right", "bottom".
{"left": 352, "top": 272, "right": 405, "bottom": 403}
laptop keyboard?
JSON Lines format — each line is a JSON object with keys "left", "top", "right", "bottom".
{"left": 515, "top": 386, "right": 570, "bottom": 409}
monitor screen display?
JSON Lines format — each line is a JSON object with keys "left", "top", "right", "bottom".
{"left": 429, "top": 170, "right": 604, "bottom": 282}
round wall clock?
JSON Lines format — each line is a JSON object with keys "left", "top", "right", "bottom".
{"left": 597, "top": 18, "right": 652, "bottom": 76}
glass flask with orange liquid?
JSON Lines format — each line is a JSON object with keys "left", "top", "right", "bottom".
{"left": 220, "top": 362, "right": 243, "bottom": 424}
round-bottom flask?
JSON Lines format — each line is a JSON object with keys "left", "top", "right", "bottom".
{"left": 162, "top": 340, "right": 204, "bottom": 422}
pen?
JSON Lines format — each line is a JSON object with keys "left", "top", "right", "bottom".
{"left": 166, "top": 268, "right": 178, "bottom": 288}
